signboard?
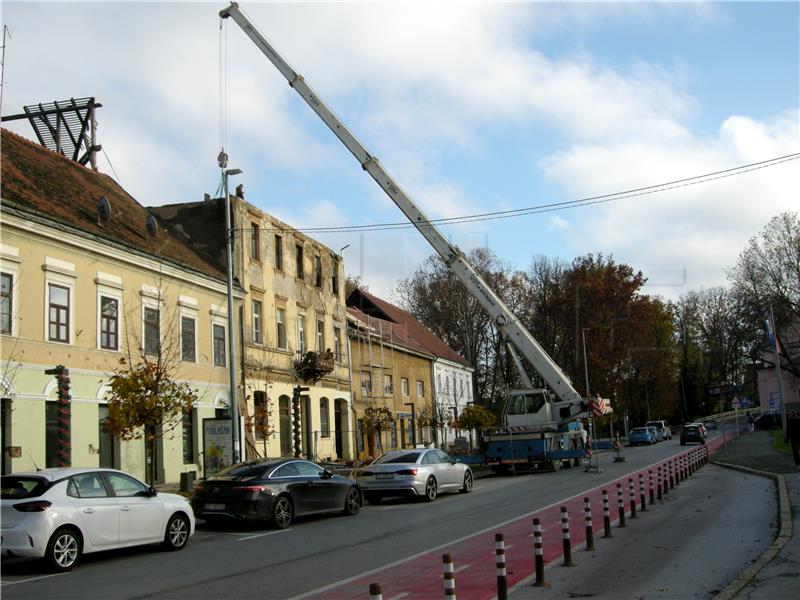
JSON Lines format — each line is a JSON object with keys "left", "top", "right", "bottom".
{"left": 202, "top": 418, "right": 233, "bottom": 478}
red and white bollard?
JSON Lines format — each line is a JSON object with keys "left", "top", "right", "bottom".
{"left": 639, "top": 473, "right": 647, "bottom": 511}
{"left": 649, "top": 470, "right": 655, "bottom": 505}
{"left": 369, "top": 583, "right": 382, "bottom": 600}
{"left": 628, "top": 478, "right": 637, "bottom": 518}
{"left": 442, "top": 554, "right": 456, "bottom": 599}
{"left": 561, "top": 506, "right": 575, "bottom": 566}
{"left": 584, "top": 497, "right": 594, "bottom": 551}
{"left": 617, "top": 482, "right": 626, "bottom": 527}
{"left": 496, "top": 533, "right": 507, "bottom": 600}
{"left": 657, "top": 465, "right": 663, "bottom": 500}
{"left": 532, "top": 517, "right": 547, "bottom": 587}
{"left": 602, "top": 489, "right": 613, "bottom": 538}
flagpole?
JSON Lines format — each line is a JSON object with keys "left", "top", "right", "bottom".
{"left": 769, "top": 305, "right": 787, "bottom": 439}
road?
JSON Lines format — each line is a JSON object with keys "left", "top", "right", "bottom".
{"left": 0, "top": 434, "right": 747, "bottom": 599}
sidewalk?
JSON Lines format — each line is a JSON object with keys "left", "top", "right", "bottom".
{"left": 712, "top": 430, "right": 799, "bottom": 600}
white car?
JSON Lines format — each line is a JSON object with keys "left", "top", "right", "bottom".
{"left": 1, "top": 467, "right": 194, "bottom": 572}
{"left": 645, "top": 420, "right": 672, "bottom": 441}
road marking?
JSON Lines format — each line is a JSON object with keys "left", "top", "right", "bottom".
{"left": 387, "top": 593, "right": 410, "bottom": 600}
{"left": 454, "top": 563, "right": 471, "bottom": 574}
{"left": 1, "top": 573, "right": 67, "bottom": 587}
{"left": 237, "top": 528, "right": 293, "bottom": 541}
{"left": 289, "top": 453, "right": 681, "bottom": 600}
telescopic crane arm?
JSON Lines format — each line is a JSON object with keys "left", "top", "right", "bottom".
{"left": 220, "top": 2, "right": 587, "bottom": 420}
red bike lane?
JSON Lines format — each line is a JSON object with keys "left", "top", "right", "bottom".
{"left": 300, "top": 437, "right": 728, "bottom": 600}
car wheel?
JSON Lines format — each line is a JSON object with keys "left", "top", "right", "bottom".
{"left": 45, "top": 527, "right": 82, "bottom": 572}
{"left": 460, "top": 471, "right": 473, "bottom": 494}
{"left": 364, "top": 492, "right": 382, "bottom": 505}
{"left": 343, "top": 487, "right": 361, "bottom": 515}
{"left": 272, "top": 495, "right": 293, "bottom": 529}
{"left": 163, "top": 513, "right": 190, "bottom": 551}
{"left": 424, "top": 477, "right": 438, "bottom": 502}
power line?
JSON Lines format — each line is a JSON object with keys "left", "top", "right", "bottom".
{"left": 230, "top": 152, "right": 800, "bottom": 235}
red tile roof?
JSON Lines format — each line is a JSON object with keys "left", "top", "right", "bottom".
{"left": 1, "top": 128, "right": 225, "bottom": 280}
{"left": 347, "top": 289, "right": 471, "bottom": 368}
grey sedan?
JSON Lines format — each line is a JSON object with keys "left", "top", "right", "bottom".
{"left": 357, "top": 448, "right": 473, "bottom": 503}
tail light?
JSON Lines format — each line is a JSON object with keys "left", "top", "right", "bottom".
{"left": 13, "top": 500, "right": 52, "bottom": 512}
{"left": 233, "top": 485, "right": 265, "bottom": 493}
{"left": 193, "top": 485, "right": 205, "bottom": 495}
{"left": 397, "top": 469, "right": 418, "bottom": 476}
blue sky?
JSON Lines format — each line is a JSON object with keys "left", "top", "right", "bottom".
{"left": 3, "top": 1, "right": 798, "bottom": 302}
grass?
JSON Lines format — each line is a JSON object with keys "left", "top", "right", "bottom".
{"left": 770, "top": 429, "right": 792, "bottom": 455}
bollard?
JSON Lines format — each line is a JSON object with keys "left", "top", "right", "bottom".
{"left": 657, "top": 465, "right": 663, "bottom": 501}
{"left": 628, "top": 478, "right": 637, "bottom": 518}
{"left": 532, "top": 518, "right": 548, "bottom": 587}
{"left": 584, "top": 497, "right": 594, "bottom": 551}
{"left": 369, "top": 583, "right": 382, "bottom": 600}
{"left": 617, "top": 482, "right": 626, "bottom": 527}
{"left": 496, "top": 533, "right": 508, "bottom": 600}
{"left": 602, "top": 489, "right": 613, "bottom": 537}
{"left": 639, "top": 473, "right": 647, "bottom": 511}
{"left": 561, "top": 506, "right": 575, "bottom": 566}
{"left": 649, "top": 470, "right": 655, "bottom": 505}
{"left": 442, "top": 554, "right": 456, "bottom": 599}
{"left": 669, "top": 459, "right": 675, "bottom": 489}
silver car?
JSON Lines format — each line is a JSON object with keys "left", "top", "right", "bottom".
{"left": 357, "top": 448, "right": 473, "bottom": 503}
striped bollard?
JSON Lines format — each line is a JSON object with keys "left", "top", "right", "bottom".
{"left": 657, "top": 465, "right": 663, "bottom": 501}
{"left": 584, "top": 497, "right": 594, "bottom": 551}
{"left": 602, "top": 489, "right": 613, "bottom": 537}
{"left": 369, "top": 583, "right": 382, "bottom": 600}
{"left": 495, "top": 533, "right": 507, "bottom": 600}
{"left": 705, "top": 444, "right": 709, "bottom": 465}
{"left": 442, "top": 554, "right": 456, "bottom": 600}
{"left": 532, "top": 518, "right": 548, "bottom": 587}
{"left": 639, "top": 473, "right": 647, "bottom": 511}
{"left": 690, "top": 451, "right": 696, "bottom": 474}
{"left": 561, "top": 506, "right": 575, "bottom": 566}
{"left": 628, "top": 478, "right": 637, "bottom": 518}
{"left": 679, "top": 455, "right": 685, "bottom": 481}
{"left": 617, "top": 483, "right": 626, "bottom": 527}
{"left": 648, "top": 470, "right": 655, "bottom": 505}
{"left": 669, "top": 459, "right": 675, "bottom": 489}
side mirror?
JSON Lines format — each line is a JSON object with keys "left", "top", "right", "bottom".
{"left": 320, "top": 469, "right": 334, "bottom": 480}
{"left": 149, "top": 486, "right": 158, "bottom": 497}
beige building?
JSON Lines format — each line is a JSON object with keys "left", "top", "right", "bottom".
{"left": 152, "top": 193, "right": 353, "bottom": 461}
{"left": 1, "top": 129, "right": 241, "bottom": 483}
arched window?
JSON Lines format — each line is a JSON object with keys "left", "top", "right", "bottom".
{"left": 320, "top": 397, "right": 330, "bottom": 438}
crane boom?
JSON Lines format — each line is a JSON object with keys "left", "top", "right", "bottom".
{"left": 220, "top": 2, "right": 586, "bottom": 418}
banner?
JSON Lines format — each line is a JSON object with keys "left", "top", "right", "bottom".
{"left": 202, "top": 418, "right": 233, "bottom": 477}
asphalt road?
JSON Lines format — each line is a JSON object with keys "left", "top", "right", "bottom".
{"left": 0, "top": 434, "right": 747, "bottom": 600}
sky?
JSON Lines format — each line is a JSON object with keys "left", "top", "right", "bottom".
{"left": 2, "top": 1, "right": 798, "bottom": 304}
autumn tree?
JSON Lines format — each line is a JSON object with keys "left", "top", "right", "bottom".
{"left": 453, "top": 404, "right": 496, "bottom": 449}
{"left": 243, "top": 355, "right": 278, "bottom": 459}
{"left": 360, "top": 405, "right": 393, "bottom": 457}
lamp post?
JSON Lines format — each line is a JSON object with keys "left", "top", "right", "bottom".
{"left": 404, "top": 402, "right": 417, "bottom": 447}
{"left": 222, "top": 162, "right": 242, "bottom": 464}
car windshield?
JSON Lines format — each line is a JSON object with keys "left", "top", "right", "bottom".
{"left": 1, "top": 476, "right": 48, "bottom": 499}
{"left": 631, "top": 428, "right": 649, "bottom": 434}
{"left": 646, "top": 422, "right": 663, "bottom": 428}
{"left": 375, "top": 452, "right": 422, "bottom": 464}
{"left": 685, "top": 426, "right": 699, "bottom": 432}
{"left": 214, "top": 462, "right": 274, "bottom": 480}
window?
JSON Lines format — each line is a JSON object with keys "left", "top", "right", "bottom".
{"left": 144, "top": 307, "right": 160, "bottom": 355}
{"left": 100, "top": 296, "right": 118, "bottom": 350}
{"left": 253, "top": 391, "right": 268, "bottom": 440}
{"left": 252, "top": 300, "right": 263, "bottom": 344}
{"left": 276, "top": 307, "right": 287, "bottom": 350}
{"left": 105, "top": 472, "right": 148, "bottom": 497}
{"left": 1, "top": 273, "right": 12, "bottom": 335}
{"left": 271, "top": 462, "right": 300, "bottom": 478}
{"left": 360, "top": 371, "right": 371, "bottom": 392}
{"left": 314, "top": 255, "right": 322, "bottom": 288}
{"left": 45, "top": 401, "right": 59, "bottom": 468}
{"left": 182, "top": 411, "right": 195, "bottom": 464}
{"left": 213, "top": 323, "right": 226, "bottom": 367}
{"left": 250, "top": 222, "right": 261, "bottom": 260}
{"left": 274, "top": 235, "right": 283, "bottom": 270}
{"left": 401, "top": 378, "right": 409, "bottom": 396}
{"left": 295, "top": 244, "right": 304, "bottom": 279}
{"left": 297, "top": 314, "right": 306, "bottom": 354}
{"left": 320, "top": 398, "right": 330, "bottom": 438}
{"left": 333, "top": 326, "right": 343, "bottom": 362}
{"left": 181, "top": 316, "right": 196, "bottom": 362}
{"left": 68, "top": 473, "right": 108, "bottom": 498}
{"left": 416, "top": 380, "right": 424, "bottom": 398}
{"left": 384, "top": 374, "right": 393, "bottom": 394}
{"left": 316, "top": 319, "right": 325, "bottom": 351}
{"left": 460, "top": 379, "right": 464, "bottom": 398}
{"left": 332, "top": 259, "right": 339, "bottom": 296}
{"left": 48, "top": 283, "right": 70, "bottom": 343}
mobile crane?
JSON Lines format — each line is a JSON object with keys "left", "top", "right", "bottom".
{"left": 220, "top": 3, "right": 609, "bottom": 472}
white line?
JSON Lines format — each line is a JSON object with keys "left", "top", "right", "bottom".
{"left": 387, "top": 593, "right": 410, "bottom": 600}
{"left": 237, "top": 528, "right": 293, "bottom": 541}
{"left": 1, "top": 573, "right": 67, "bottom": 587}
{"left": 289, "top": 454, "right": 678, "bottom": 600}
{"left": 453, "top": 563, "right": 471, "bottom": 574}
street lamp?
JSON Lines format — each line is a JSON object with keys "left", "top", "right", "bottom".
{"left": 222, "top": 164, "right": 242, "bottom": 464}
{"left": 404, "top": 402, "right": 417, "bottom": 447}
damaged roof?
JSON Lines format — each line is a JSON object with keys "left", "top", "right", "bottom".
{"left": 1, "top": 128, "right": 226, "bottom": 281}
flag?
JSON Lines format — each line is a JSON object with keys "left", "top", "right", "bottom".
{"left": 765, "top": 316, "right": 782, "bottom": 354}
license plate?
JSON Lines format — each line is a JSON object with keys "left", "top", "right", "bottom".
{"left": 205, "top": 503, "right": 225, "bottom": 511}
{"left": 375, "top": 473, "right": 394, "bottom": 480}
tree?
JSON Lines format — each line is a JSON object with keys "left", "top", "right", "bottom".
{"left": 360, "top": 405, "right": 393, "bottom": 458}
{"left": 453, "top": 404, "right": 496, "bottom": 449}
{"left": 243, "top": 356, "right": 278, "bottom": 459}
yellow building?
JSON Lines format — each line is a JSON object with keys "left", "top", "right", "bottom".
{"left": 1, "top": 129, "right": 242, "bottom": 483}
{"left": 152, "top": 194, "right": 353, "bottom": 461}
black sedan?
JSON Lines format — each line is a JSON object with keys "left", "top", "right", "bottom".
{"left": 680, "top": 424, "right": 706, "bottom": 445}
{"left": 191, "top": 458, "right": 361, "bottom": 529}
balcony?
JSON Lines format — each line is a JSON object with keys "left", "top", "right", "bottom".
{"left": 293, "top": 349, "right": 335, "bottom": 383}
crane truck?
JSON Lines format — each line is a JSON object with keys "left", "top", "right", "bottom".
{"left": 219, "top": 3, "right": 610, "bottom": 473}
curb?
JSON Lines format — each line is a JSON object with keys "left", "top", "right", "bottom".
{"left": 710, "top": 460, "right": 793, "bottom": 600}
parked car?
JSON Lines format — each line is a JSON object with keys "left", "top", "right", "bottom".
{"left": 754, "top": 411, "right": 782, "bottom": 430}
{"left": 1, "top": 468, "right": 193, "bottom": 572}
{"left": 703, "top": 419, "right": 718, "bottom": 430}
{"left": 357, "top": 448, "right": 473, "bottom": 503}
{"left": 628, "top": 427, "right": 656, "bottom": 446}
{"left": 681, "top": 424, "right": 706, "bottom": 445}
{"left": 645, "top": 420, "right": 672, "bottom": 441}
{"left": 647, "top": 426, "right": 663, "bottom": 443}
{"left": 191, "top": 458, "right": 361, "bottom": 529}
{"left": 689, "top": 422, "right": 708, "bottom": 436}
